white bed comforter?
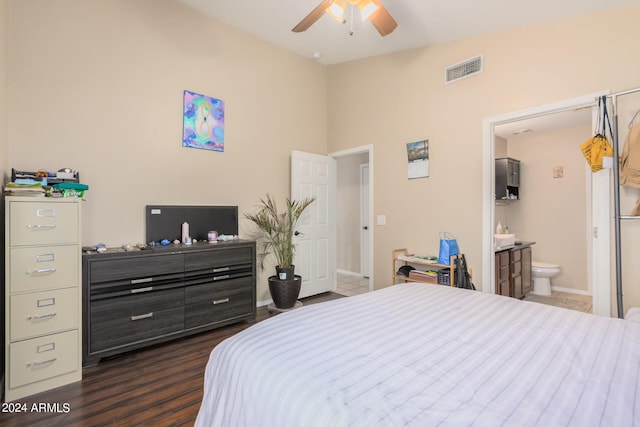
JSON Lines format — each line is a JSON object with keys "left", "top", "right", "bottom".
{"left": 195, "top": 283, "right": 640, "bottom": 427}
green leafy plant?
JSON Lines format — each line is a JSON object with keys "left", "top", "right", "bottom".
{"left": 244, "top": 194, "right": 315, "bottom": 271}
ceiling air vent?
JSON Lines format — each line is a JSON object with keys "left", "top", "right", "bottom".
{"left": 445, "top": 55, "right": 483, "bottom": 84}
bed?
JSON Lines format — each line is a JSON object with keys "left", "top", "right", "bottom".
{"left": 195, "top": 283, "right": 640, "bottom": 426}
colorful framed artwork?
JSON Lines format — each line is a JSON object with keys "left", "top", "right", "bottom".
{"left": 182, "top": 90, "right": 224, "bottom": 152}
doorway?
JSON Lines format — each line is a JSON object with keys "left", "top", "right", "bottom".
{"left": 331, "top": 145, "right": 374, "bottom": 295}
{"left": 482, "top": 92, "right": 612, "bottom": 316}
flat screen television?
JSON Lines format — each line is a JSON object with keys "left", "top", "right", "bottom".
{"left": 145, "top": 205, "right": 238, "bottom": 243}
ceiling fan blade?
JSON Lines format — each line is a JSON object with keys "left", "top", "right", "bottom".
{"left": 292, "top": 0, "right": 333, "bottom": 33}
{"left": 368, "top": 0, "right": 397, "bottom": 36}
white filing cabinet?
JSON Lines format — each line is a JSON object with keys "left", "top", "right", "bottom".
{"left": 4, "top": 196, "right": 82, "bottom": 401}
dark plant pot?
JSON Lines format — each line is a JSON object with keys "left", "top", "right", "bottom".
{"left": 275, "top": 265, "right": 295, "bottom": 281}
{"left": 268, "top": 275, "right": 302, "bottom": 309}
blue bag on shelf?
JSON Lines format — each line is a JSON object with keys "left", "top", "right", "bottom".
{"left": 438, "top": 232, "right": 459, "bottom": 265}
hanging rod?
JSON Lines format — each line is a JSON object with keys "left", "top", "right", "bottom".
{"left": 606, "top": 87, "right": 640, "bottom": 98}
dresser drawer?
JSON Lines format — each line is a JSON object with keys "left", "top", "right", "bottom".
{"left": 10, "top": 288, "right": 79, "bottom": 341}
{"left": 10, "top": 245, "right": 79, "bottom": 293}
{"left": 185, "top": 278, "right": 253, "bottom": 329}
{"left": 9, "top": 330, "right": 79, "bottom": 389}
{"left": 89, "top": 253, "right": 184, "bottom": 284}
{"left": 184, "top": 246, "right": 253, "bottom": 271}
{"left": 90, "top": 288, "right": 184, "bottom": 352}
{"left": 9, "top": 201, "right": 78, "bottom": 246}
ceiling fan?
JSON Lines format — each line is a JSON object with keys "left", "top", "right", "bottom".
{"left": 292, "top": 0, "right": 397, "bottom": 37}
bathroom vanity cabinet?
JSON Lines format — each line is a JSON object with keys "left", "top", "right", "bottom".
{"left": 495, "top": 243, "right": 533, "bottom": 299}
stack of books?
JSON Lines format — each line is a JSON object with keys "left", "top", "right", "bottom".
{"left": 4, "top": 182, "right": 45, "bottom": 197}
{"left": 408, "top": 269, "right": 439, "bottom": 284}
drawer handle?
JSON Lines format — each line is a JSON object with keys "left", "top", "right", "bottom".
{"left": 27, "top": 224, "right": 57, "bottom": 230}
{"left": 213, "top": 298, "right": 230, "bottom": 305}
{"left": 27, "top": 357, "right": 57, "bottom": 368}
{"left": 213, "top": 267, "right": 230, "bottom": 273}
{"left": 131, "top": 312, "right": 153, "bottom": 321}
{"left": 27, "top": 312, "right": 57, "bottom": 321}
{"left": 27, "top": 268, "right": 57, "bottom": 275}
{"left": 36, "top": 208, "right": 57, "bottom": 217}
{"left": 131, "top": 277, "right": 153, "bottom": 285}
{"left": 131, "top": 286, "right": 154, "bottom": 294}
{"left": 213, "top": 274, "right": 230, "bottom": 281}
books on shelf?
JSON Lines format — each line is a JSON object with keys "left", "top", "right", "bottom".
{"left": 408, "top": 270, "right": 438, "bottom": 283}
{"left": 4, "top": 182, "right": 45, "bottom": 196}
{"left": 397, "top": 254, "right": 440, "bottom": 264}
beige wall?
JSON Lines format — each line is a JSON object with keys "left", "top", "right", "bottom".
{"left": 1, "top": 0, "right": 7, "bottom": 178}
{"left": 5, "top": 0, "right": 327, "bottom": 303}
{"left": 328, "top": 4, "right": 640, "bottom": 291}
{"left": 6, "top": 1, "right": 640, "bottom": 305}
{"left": 507, "top": 124, "right": 592, "bottom": 293}
{"left": 336, "top": 152, "right": 368, "bottom": 274}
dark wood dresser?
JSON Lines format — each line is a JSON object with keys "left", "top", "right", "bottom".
{"left": 82, "top": 240, "right": 256, "bottom": 366}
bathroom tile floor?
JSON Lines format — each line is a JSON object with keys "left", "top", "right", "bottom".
{"left": 524, "top": 290, "right": 592, "bottom": 313}
{"left": 336, "top": 273, "right": 370, "bottom": 296}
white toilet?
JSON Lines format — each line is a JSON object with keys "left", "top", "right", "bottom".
{"left": 531, "top": 261, "right": 561, "bottom": 296}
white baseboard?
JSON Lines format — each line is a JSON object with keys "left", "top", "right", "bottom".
{"left": 551, "top": 286, "right": 591, "bottom": 296}
{"left": 337, "top": 269, "right": 362, "bottom": 277}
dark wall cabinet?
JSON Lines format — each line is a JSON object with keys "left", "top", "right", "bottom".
{"left": 82, "top": 241, "right": 256, "bottom": 366}
{"left": 495, "top": 244, "right": 532, "bottom": 299}
{"left": 495, "top": 157, "right": 521, "bottom": 200}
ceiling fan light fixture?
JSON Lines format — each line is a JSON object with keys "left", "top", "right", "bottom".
{"left": 358, "top": 0, "right": 378, "bottom": 21}
{"left": 326, "top": 0, "right": 347, "bottom": 22}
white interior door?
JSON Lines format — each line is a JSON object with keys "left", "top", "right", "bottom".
{"left": 360, "top": 164, "right": 370, "bottom": 278}
{"left": 291, "top": 150, "right": 336, "bottom": 297}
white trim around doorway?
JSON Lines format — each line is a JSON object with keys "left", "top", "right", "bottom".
{"left": 330, "top": 144, "right": 374, "bottom": 293}
{"left": 482, "top": 91, "right": 611, "bottom": 316}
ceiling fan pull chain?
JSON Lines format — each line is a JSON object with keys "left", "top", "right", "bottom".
{"left": 349, "top": 4, "right": 355, "bottom": 36}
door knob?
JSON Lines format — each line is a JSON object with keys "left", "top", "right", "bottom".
{"left": 294, "top": 231, "right": 302, "bottom": 236}
{"left": 363, "top": 226, "right": 368, "bottom": 230}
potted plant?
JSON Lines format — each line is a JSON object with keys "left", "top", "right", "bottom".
{"left": 244, "top": 194, "right": 315, "bottom": 309}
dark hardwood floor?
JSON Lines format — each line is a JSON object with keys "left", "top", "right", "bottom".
{"left": 1, "top": 292, "right": 344, "bottom": 427}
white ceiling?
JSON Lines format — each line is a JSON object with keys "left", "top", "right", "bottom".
{"left": 176, "top": 0, "right": 639, "bottom": 65}
{"left": 494, "top": 108, "right": 594, "bottom": 140}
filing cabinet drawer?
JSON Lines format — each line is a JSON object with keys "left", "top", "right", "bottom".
{"left": 10, "top": 245, "right": 79, "bottom": 293}
{"left": 10, "top": 288, "right": 79, "bottom": 341}
{"left": 9, "top": 201, "right": 78, "bottom": 246}
{"left": 9, "top": 330, "right": 79, "bottom": 389}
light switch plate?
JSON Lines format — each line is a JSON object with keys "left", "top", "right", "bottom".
{"left": 377, "top": 215, "right": 386, "bottom": 226}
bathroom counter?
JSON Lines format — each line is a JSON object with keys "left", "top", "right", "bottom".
{"left": 494, "top": 240, "right": 535, "bottom": 253}
{"left": 495, "top": 241, "right": 535, "bottom": 299}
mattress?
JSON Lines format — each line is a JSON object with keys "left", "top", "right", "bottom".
{"left": 195, "top": 283, "right": 640, "bottom": 426}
